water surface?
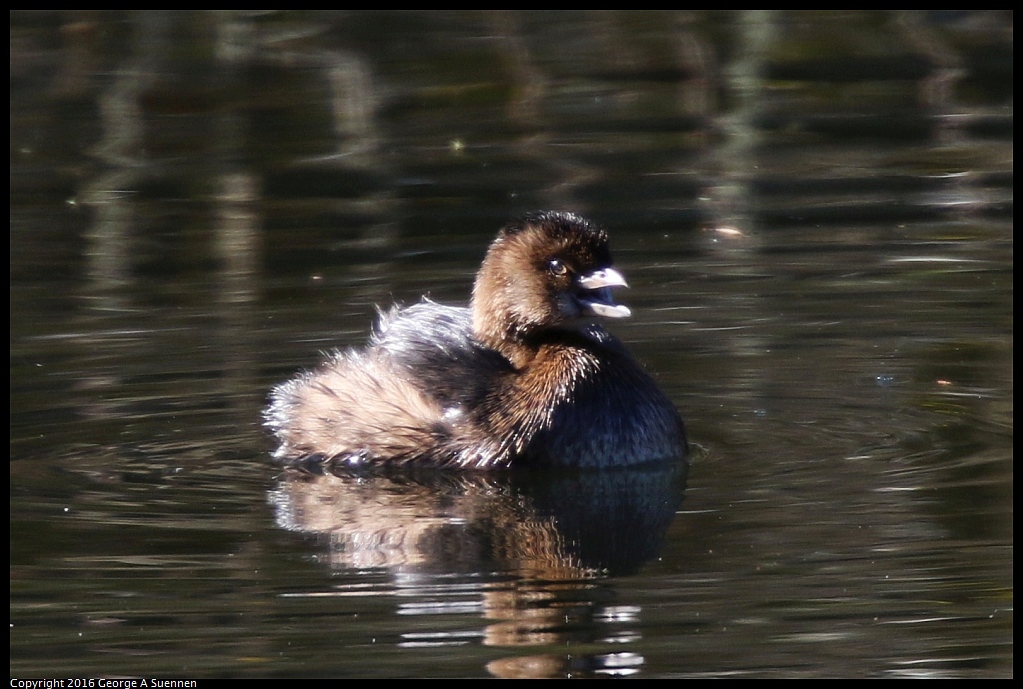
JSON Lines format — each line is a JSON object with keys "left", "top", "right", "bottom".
{"left": 10, "top": 10, "right": 1012, "bottom": 678}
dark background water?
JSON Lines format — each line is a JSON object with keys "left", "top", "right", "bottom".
{"left": 10, "top": 11, "right": 1012, "bottom": 678}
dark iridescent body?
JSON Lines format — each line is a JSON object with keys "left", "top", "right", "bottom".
{"left": 266, "top": 211, "right": 686, "bottom": 469}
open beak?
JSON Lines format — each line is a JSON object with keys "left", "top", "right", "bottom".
{"left": 576, "top": 267, "right": 631, "bottom": 318}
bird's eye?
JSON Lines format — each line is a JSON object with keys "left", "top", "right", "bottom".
{"left": 548, "top": 259, "right": 568, "bottom": 277}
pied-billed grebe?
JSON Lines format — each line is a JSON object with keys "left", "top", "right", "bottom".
{"left": 266, "top": 211, "right": 687, "bottom": 469}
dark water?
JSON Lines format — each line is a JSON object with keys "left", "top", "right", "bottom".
{"left": 10, "top": 11, "right": 1012, "bottom": 678}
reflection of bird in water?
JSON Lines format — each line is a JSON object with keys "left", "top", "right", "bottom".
{"left": 270, "top": 464, "right": 685, "bottom": 677}
{"left": 270, "top": 464, "right": 686, "bottom": 577}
